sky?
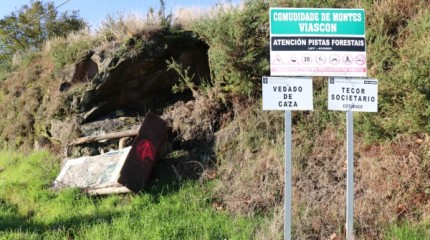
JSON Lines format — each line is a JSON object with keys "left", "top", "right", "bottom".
{"left": 0, "top": 0, "right": 241, "bottom": 29}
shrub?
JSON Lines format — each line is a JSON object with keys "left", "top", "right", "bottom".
{"left": 190, "top": 1, "right": 270, "bottom": 95}
{"left": 0, "top": 61, "right": 11, "bottom": 81}
{"left": 356, "top": 4, "right": 430, "bottom": 140}
{"left": 47, "top": 32, "right": 93, "bottom": 69}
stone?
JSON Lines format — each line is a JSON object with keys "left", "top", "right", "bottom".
{"left": 50, "top": 119, "right": 78, "bottom": 144}
{"left": 71, "top": 50, "right": 99, "bottom": 83}
{"left": 77, "top": 30, "right": 210, "bottom": 123}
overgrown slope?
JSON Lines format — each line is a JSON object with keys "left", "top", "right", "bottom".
{"left": 185, "top": 0, "right": 430, "bottom": 238}
{"left": 0, "top": 0, "right": 430, "bottom": 239}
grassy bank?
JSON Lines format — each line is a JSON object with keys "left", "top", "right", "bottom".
{"left": 0, "top": 150, "right": 260, "bottom": 239}
{"left": 1, "top": 0, "right": 430, "bottom": 239}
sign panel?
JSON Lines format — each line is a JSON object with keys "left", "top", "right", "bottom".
{"left": 270, "top": 8, "right": 365, "bottom": 35}
{"left": 270, "top": 8, "right": 366, "bottom": 77}
{"left": 118, "top": 112, "right": 167, "bottom": 192}
{"left": 328, "top": 77, "right": 378, "bottom": 112}
{"left": 53, "top": 147, "right": 132, "bottom": 195}
{"left": 262, "top": 76, "right": 313, "bottom": 111}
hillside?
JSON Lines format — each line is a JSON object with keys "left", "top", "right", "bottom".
{"left": 1, "top": 0, "right": 430, "bottom": 239}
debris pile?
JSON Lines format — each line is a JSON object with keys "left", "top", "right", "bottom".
{"left": 53, "top": 112, "right": 167, "bottom": 194}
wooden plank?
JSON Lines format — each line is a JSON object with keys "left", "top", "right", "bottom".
{"left": 69, "top": 128, "right": 139, "bottom": 145}
{"left": 86, "top": 186, "right": 132, "bottom": 195}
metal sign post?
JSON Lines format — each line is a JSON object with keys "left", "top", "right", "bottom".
{"left": 262, "top": 76, "right": 313, "bottom": 240}
{"left": 284, "top": 110, "right": 292, "bottom": 240}
{"left": 269, "top": 7, "right": 369, "bottom": 239}
{"left": 328, "top": 78, "right": 378, "bottom": 239}
{"left": 346, "top": 110, "right": 354, "bottom": 239}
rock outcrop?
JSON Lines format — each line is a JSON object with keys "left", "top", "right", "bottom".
{"left": 73, "top": 29, "right": 210, "bottom": 123}
{"left": 47, "top": 28, "right": 210, "bottom": 154}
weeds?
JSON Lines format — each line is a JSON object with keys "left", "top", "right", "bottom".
{"left": 97, "top": 0, "right": 174, "bottom": 45}
{"left": 0, "top": 150, "right": 259, "bottom": 239}
{"left": 0, "top": 0, "right": 429, "bottom": 239}
{"left": 0, "top": 61, "right": 11, "bottom": 81}
{"left": 48, "top": 38, "right": 92, "bottom": 69}
{"left": 214, "top": 100, "right": 284, "bottom": 216}
{"left": 189, "top": 1, "right": 270, "bottom": 95}
{"left": 385, "top": 221, "right": 430, "bottom": 240}
{"left": 166, "top": 58, "right": 198, "bottom": 97}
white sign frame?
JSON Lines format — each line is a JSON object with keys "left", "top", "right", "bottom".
{"left": 328, "top": 77, "right": 378, "bottom": 112}
{"left": 270, "top": 8, "right": 367, "bottom": 77}
{"left": 262, "top": 76, "right": 313, "bottom": 111}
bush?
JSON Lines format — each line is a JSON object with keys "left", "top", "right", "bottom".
{"left": 47, "top": 33, "right": 93, "bottom": 69}
{"left": 190, "top": 1, "right": 270, "bottom": 95}
{"left": 356, "top": 3, "right": 430, "bottom": 140}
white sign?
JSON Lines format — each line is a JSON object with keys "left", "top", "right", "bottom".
{"left": 328, "top": 77, "right": 378, "bottom": 112}
{"left": 270, "top": 8, "right": 367, "bottom": 77}
{"left": 270, "top": 50, "right": 367, "bottom": 77}
{"left": 262, "top": 77, "right": 313, "bottom": 111}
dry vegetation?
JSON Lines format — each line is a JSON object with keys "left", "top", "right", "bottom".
{"left": 1, "top": 0, "right": 430, "bottom": 239}
{"left": 214, "top": 100, "right": 284, "bottom": 216}
{"left": 292, "top": 129, "right": 430, "bottom": 239}
{"left": 163, "top": 88, "right": 226, "bottom": 142}
{"left": 178, "top": 0, "right": 430, "bottom": 239}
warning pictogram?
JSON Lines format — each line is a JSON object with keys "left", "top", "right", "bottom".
{"left": 272, "top": 55, "right": 284, "bottom": 65}
{"left": 355, "top": 55, "right": 366, "bottom": 65}
{"left": 330, "top": 55, "right": 340, "bottom": 65}
{"left": 289, "top": 55, "right": 299, "bottom": 65}
{"left": 343, "top": 55, "right": 353, "bottom": 65}
{"left": 316, "top": 55, "right": 326, "bottom": 65}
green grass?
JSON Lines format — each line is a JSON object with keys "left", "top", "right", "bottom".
{"left": 385, "top": 222, "right": 430, "bottom": 240}
{"left": 0, "top": 150, "right": 260, "bottom": 239}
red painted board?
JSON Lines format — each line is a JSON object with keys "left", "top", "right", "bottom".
{"left": 118, "top": 112, "right": 167, "bottom": 192}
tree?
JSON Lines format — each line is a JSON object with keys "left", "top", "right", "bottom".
{"left": 0, "top": 0, "right": 86, "bottom": 62}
